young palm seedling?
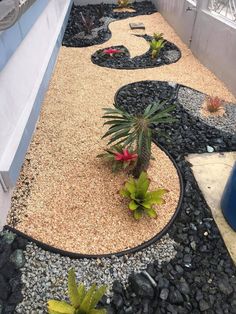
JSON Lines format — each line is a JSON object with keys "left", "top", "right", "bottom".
{"left": 150, "top": 39, "right": 166, "bottom": 59}
{"left": 102, "top": 101, "right": 175, "bottom": 178}
{"left": 120, "top": 171, "right": 168, "bottom": 220}
{"left": 48, "top": 269, "right": 107, "bottom": 314}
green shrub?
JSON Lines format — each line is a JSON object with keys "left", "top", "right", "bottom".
{"left": 120, "top": 172, "right": 168, "bottom": 220}
{"left": 48, "top": 269, "right": 107, "bottom": 314}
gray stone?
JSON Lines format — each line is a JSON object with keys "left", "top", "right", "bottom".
{"left": 160, "top": 288, "right": 169, "bottom": 300}
{"left": 207, "top": 145, "right": 214, "bottom": 153}
{"left": 10, "top": 249, "right": 25, "bottom": 269}
{"left": 218, "top": 279, "right": 234, "bottom": 296}
{"left": 129, "top": 273, "right": 154, "bottom": 298}
{"left": 199, "top": 299, "right": 210, "bottom": 312}
{"left": 2, "top": 232, "right": 16, "bottom": 244}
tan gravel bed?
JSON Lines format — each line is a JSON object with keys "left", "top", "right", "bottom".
{"left": 12, "top": 145, "right": 180, "bottom": 254}
{"left": 8, "top": 12, "right": 235, "bottom": 255}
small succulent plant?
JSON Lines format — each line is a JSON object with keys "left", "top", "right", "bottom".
{"left": 150, "top": 39, "right": 166, "bottom": 59}
{"left": 80, "top": 12, "right": 95, "bottom": 35}
{"left": 206, "top": 96, "right": 223, "bottom": 113}
{"left": 117, "top": 0, "right": 131, "bottom": 8}
{"left": 48, "top": 269, "right": 107, "bottom": 314}
{"left": 120, "top": 172, "right": 168, "bottom": 220}
{"left": 153, "top": 32, "right": 164, "bottom": 41}
{"left": 97, "top": 145, "right": 138, "bottom": 172}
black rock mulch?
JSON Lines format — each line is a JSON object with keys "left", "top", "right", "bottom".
{"left": 100, "top": 81, "right": 236, "bottom": 314}
{"left": 0, "top": 232, "right": 27, "bottom": 314}
{"left": 91, "top": 35, "right": 181, "bottom": 69}
{"left": 62, "top": 1, "right": 157, "bottom": 47}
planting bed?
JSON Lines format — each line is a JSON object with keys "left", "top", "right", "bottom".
{"left": 91, "top": 35, "right": 181, "bottom": 69}
{"left": 63, "top": 1, "right": 157, "bottom": 47}
{"left": 7, "top": 143, "right": 181, "bottom": 256}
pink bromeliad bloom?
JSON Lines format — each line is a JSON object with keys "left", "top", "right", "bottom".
{"left": 103, "top": 48, "right": 122, "bottom": 56}
{"left": 114, "top": 149, "right": 138, "bottom": 162}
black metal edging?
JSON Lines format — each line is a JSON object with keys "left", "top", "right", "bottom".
{"left": 4, "top": 142, "right": 183, "bottom": 260}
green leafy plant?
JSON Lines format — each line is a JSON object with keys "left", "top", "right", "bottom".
{"left": 120, "top": 172, "right": 168, "bottom": 220}
{"left": 102, "top": 102, "right": 175, "bottom": 178}
{"left": 48, "top": 269, "right": 107, "bottom": 314}
{"left": 97, "top": 145, "right": 138, "bottom": 172}
{"left": 150, "top": 39, "right": 166, "bottom": 59}
{"left": 153, "top": 32, "right": 164, "bottom": 41}
{"left": 117, "top": 0, "right": 130, "bottom": 8}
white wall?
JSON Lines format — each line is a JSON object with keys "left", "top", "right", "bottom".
{"left": 154, "top": 0, "right": 236, "bottom": 97}
{"left": 0, "top": 0, "right": 72, "bottom": 228}
{"left": 152, "top": 0, "right": 197, "bottom": 46}
{"left": 191, "top": 9, "right": 236, "bottom": 97}
{"left": 0, "top": 0, "right": 72, "bottom": 188}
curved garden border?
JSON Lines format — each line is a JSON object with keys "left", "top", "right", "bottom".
{"left": 4, "top": 142, "right": 183, "bottom": 259}
{"left": 91, "top": 35, "right": 181, "bottom": 70}
{"left": 62, "top": 1, "right": 157, "bottom": 48}
{"left": 115, "top": 80, "right": 236, "bottom": 136}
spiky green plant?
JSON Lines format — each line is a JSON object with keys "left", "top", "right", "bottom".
{"left": 120, "top": 172, "right": 168, "bottom": 220}
{"left": 102, "top": 102, "right": 175, "bottom": 178}
{"left": 48, "top": 269, "right": 107, "bottom": 314}
{"left": 117, "top": 0, "right": 130, "bottom": 8}
{"left": 153, "top": 32, "right": 164, "bottom": 41}
{"left": 150, "top": 39, "right": 166, "bottom": 59}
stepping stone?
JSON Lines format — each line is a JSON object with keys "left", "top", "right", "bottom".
{"left": 129, "top": 22, "right": 145, "bottom": 30}
{"left": 186, "top": 152, "right": 236, "bottom": 264}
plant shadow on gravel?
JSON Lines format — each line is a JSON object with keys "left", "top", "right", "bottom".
{"left": 101, "top": 81, "right": 236, "bottom": 314}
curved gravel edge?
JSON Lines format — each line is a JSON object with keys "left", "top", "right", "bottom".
{"left": 15, "top": 235, "right": 177, "bottom": 313}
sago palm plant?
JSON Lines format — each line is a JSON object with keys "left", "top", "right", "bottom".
{"left": 102, "top": 101, "right": 175, "bottom": 178}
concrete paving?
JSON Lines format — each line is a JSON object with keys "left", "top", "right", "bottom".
{"left": 186, "top": 152, "right": 236, "bottom": 264}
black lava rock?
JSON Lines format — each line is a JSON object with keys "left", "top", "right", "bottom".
{"left": 129, "top": 273, "right": 154, "bottom": 299}
{"left": 0, "top": 231, "right": 27, "bottom": 312}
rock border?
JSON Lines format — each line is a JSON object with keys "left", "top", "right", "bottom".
{"left": 62, "top": 1, "right": 157, "bottom": 48}
{"left": 91, "top": 35, "right": 181, "bottom": 70}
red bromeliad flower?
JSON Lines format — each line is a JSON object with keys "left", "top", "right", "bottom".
{"left": 103, "top": 48, "right": 123, "bottom": 56}
{"left": 114, "top": 149, "right": 138, "bottom": 162}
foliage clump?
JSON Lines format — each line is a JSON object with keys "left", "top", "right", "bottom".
{"left": 206, "top": 96, "right": 223, "bottom": 113}
{"left": 48, "top": 269, "right": 107, "bottom": 314}
{"left": 120, "top": 172, "right": 168, "bottom": 220}
{"left": 117, "top": 0, "right": 131, "bottom": 8}
{"left": 98, "top": 145, "right": 137, "bottom": 172}
{"left": 150, "top": 38, "right": 166, "bottom": 59}
{"left": 102, "top": 102, "right": 175, "bottom": 178}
